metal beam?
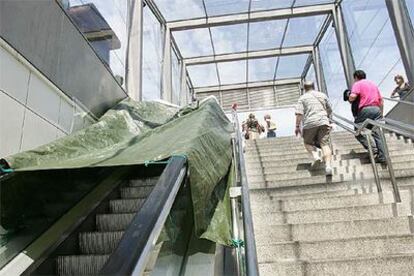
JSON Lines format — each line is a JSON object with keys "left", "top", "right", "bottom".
{"left": 126, "top": 0, "right": 144, "bottom": 101}
{"left": 168, "top": 4, "right": 335, "bottom": 31}
{"left": 314, "top": 14, "right": 333, "bottom": 47}
{"left": 312, "top": 46, "right": 328, "bottom": 94}
{"left": 385, "top": 0, "right": 414, "bottom": 85}
{"left": 161, "top": 27, "right": 172, "bottom": 101}
{"left": 194, "top": 78, "right": 301, "bottom": 93}
{"left": 143, "top": 0, "right": 166, "bottom": 25}
{"left": 332, "top": 4, "right": 356, "bottom": 88}
{"left": 184, "top": 45, "right": 314, "bottom": 66}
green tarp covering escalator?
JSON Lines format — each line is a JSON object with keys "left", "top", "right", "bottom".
{"left": 4, "top": 98, "right": 233, "bottom": 245}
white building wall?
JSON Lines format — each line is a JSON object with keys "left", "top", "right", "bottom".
{"left": 0, "top": 39, "right": 96, "bottom": 158}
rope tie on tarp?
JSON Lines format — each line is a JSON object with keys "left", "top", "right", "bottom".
{"left": 0, "top": 165, "right": 13, "bottom": 174}
{"left": 230, "top": 239, "right": 244, "bottom": 248}
{"left": 144, "top": 154, "right": 188, "bottom": 167}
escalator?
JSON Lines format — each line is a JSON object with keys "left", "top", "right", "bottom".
{"left": 0, "top": 156, "right": 194, "bottom": 276}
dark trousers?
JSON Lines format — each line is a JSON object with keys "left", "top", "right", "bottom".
{"left": 354, "top": 106, "right": 385, "bottom": 159}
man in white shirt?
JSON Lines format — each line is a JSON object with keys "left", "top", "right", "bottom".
{"left": 295, "top": 81, "right": 333, "bottom": 176}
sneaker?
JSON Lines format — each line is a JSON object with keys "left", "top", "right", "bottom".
{"left": 325, "top": 166, "right": 333, "bottom": 176}
{"left": 375, "top": 157, "right": 387, "bottom": 164}
{"left": 311, "top": 159, "right": 322, "bottom": 170}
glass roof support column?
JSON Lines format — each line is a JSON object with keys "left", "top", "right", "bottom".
{"left": 162, "top": 27, "right": 172, "bottom": 102}
{"left": 312, "top": 46, "right": 328, "bottom": 95}
{"left": 332, "top": 4, "right": 356, "bottom": 89}
{"left": 385, "top": 0, "right": 414, "bottom": 85}
{"left": 126, "top": 0, "right": 144, "bottom": 101}
{"left": 180, "top": 62, "right": 188, "bottom": 105}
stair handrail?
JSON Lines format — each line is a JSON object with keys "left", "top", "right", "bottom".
{"left": 331, "top": 113, "right": 414, "bottom": 203}
{"left": 231, "top": 107, "right": 260, "bottom": 276}
{"left": 100, "top": 156, "right": 187, "bottom": 276}
{"left": 383, "top": 96, "right": 414, "bottom": 107}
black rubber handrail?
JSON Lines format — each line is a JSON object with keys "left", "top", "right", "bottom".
{"left": 232, "top": 109, "right": 260, "bottom": 276}
{"left": 100, "top": 155, "right": 187, "bottom": 276}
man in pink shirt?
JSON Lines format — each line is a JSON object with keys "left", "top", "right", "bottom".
{"left": 349, "top": 70, "right": 386, "bottom": 163}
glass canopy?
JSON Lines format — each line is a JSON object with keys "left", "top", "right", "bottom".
{"left": 153, "top": 0, "right": 337, "bottom": 88}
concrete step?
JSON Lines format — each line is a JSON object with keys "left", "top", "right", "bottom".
{"left": 254, "top": 216, "right": 414, "bottom": 244}
{"left": 257, "top": 234, "right": 414, "bottom": 263}
{"left": 248, "top": 168, "right": 414, "bottom": 189}
{"left": 246, "top": 144, "right": 412, "bottom": 158}
{"left": 252, "top": 202, "right": 411, "bottom": 225}
{"left": 251, "top": 190, "right": 407, "bottom": 213}
{"left": 245, "top": 148, "right": 413, "bottom": 163}
{"left": 247, "top": 161, "right": 414, "bottom": 181}
{"left": 247, "top": 134, "right": 401, "bottom": 148}
{"left": 246, "top": 151, "right": 414, "bottom": 172}
{"left": 247, "top": 159, "right": 414, "bottom": 177}
{"left": 258, "top": 254, "right": 414, "bottom": 276}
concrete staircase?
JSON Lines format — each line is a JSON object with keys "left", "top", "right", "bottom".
{"left": 245, "top": 131, "right": 414, "bottom": 276}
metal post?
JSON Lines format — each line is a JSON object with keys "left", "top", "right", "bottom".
{"left": 332, "top": 4, "right": 356, "bottom": 88}
{"left": 385, "top": 0, "right": 414, "bottom": 85}
{"left": 125, "top": 0, "right": 144, "bottom": 101}
{"left": 180, "top": 62, "right": 187, "bottom": 106}
{"left": 312, "top": 46, "right": 328, "bottom": 94}
{"left": 365, "top": 132, "right": 382, "bottom": 192}
{"left": 378, "top": 128, "right": 401, "bottom": 202}
{"left": 162, "top": 26, "right": 172, "bottom": 102}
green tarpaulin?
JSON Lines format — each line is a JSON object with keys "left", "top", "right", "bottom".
{"left": 5, "top": 97, "right": 234, "bottom": 245}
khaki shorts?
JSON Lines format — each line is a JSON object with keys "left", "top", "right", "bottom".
{"left": 303, "top": 125, "right": 331, "bottom": 148}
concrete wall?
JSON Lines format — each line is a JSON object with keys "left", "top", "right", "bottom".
{"left": 0, "top": 0, "right": 127, "bottom": 117}
{"left": 0, "top": 0, "right": 132, "bottom": 158}
{"left": 0, "top": 38, "right": 95, "bottom": 158}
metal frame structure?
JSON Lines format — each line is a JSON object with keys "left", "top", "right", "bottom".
{"left": 138, "top": 0, "right": 414, "bottom": 111}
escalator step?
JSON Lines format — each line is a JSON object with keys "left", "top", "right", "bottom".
{"left": 79, "top": 231, "right": 124, "bottom": 255}
{"left": 120, "top": 186, "right": 153, "bottom": 199}
{"left": 109, "top": 198, "right": 146, "bottom": 213}
{"left": 96, "top": 213, "right": 135, "bottom": 232}
{"left": 56, "top": 255, "right": 109, "bottom": 276}
{"left": 129, "top": 177, "right": 159, "bottom": 187}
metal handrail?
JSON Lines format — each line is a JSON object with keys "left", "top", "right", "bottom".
{"left": 231, "top": 108, "right": 260, "bottom": 276}
{"left": 331, "top": 113, "right": 411, "bottom": 202}
{"left": 100, "top": 156, "right": 187, "bottom": 275}
{"left": 384, "top": 96, "right": 414, "bottom": 106}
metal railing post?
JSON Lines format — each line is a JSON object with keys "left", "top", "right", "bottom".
{"left": 365, "top": 132, "right": 382, "bottom": 192}
{"left": 377, "top": 128, "right": 401, "bottom": 202}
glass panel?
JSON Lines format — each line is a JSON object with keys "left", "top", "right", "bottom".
{"left": 249, "top": 19, "right": 288, "bottom": 51}
{"left": 153, "top": 0, "right": 205, "bottom": 21}
{"left": 305, "top": 63, "right": 318, "bottom": 90}
{"left": 319, "top": 27, "right": 350, "bottom": 118}
{"left": 65, "top": 0, "right": 130, "bottom": 87}
{"left": 294, "top": 0, "right": 334, "bottom": 7}
{"left": 173, "top": 29, "right": 214, "bottom": 58}
{"left": 218, "top": 60, "right": 247, "bottom": 85}
{"left": 238, "top": 107, "right": 296, "bottom": 137}
{"left": 211, "top": 24, "right": 248, "bottom": 54}
{"left": 342, "top": 0, "right": 404, "bottom": 113}
{"left": 142, "top": 7, "right": 163, "bottom": 101}
{"left": 143, "top": 173, "right": 200, "bottom": 276}
{"left": 251, "top": 0, "right": 294, "bottom": 11}
{"left": 248, "top": 57, "right": 277, "bottom": 82}
{"left": 204, "top": 0, "right": 250, "bottom": 17}
{"left": 283, "top": 15, "right": 326, "bottom": 47}
{"left": 276, "top": 54, "right": 309, "bottom": 79}
{"left": 187, "top": 64, "right": 219, "bottom": 87}
{"left": 171, "top": 50, "right": 181, "bottom": 105}
{"left": 407, "top": 0, "right": 414, "bottom": 23}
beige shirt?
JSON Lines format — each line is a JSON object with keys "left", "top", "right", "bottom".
{"left": 295, "top": 90, "right": 332, "bottom": 129}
